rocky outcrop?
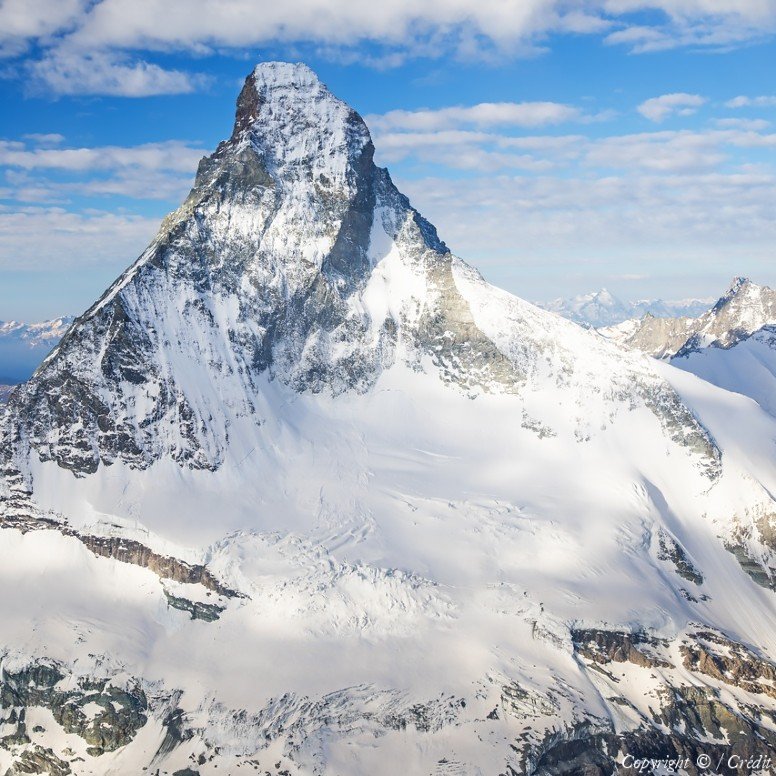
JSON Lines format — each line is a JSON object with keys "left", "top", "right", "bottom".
{"left": 0, "top": 661, "right": 148, "bottom": 761}
{"left": 3, "top": 744, "right": 72, "bottom": 775}
{"left": 77, "top": 534, "right": 239, "bottom": 599}
{"left": 552, "top": 628, "right": 776, "bottom": 775}
{"left": 163, "top": 590, "right": 225, "bottom": 622}
{"left": 601, "top": 277, "right": 776, "bottom": 360}
{"left": 680, "top": 630, "right": 776, "bottom": 700}
{"left": 657, "top": 530, "right": 704, "bottom": 584}
{"left": 0, "top": 465, "right": 240, "bottom": 605}
{"left": 571, "top": 629, "right": 672, "bottom": 670}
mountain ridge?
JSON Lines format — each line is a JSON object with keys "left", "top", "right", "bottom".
{"left": 1, "top": 63, "right": 776, "bottom": 775}
{"left": 601, "top": 276, "right": 776, "bottom": 358}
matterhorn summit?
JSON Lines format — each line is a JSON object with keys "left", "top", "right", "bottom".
{"left": 1, "top": 63, "right": 775, "bottom": 774}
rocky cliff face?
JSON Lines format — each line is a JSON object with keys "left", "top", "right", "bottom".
{"left": 1, "top": 64, "right": 775, "bottom": 775}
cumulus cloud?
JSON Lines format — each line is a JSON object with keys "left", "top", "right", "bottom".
{"left": 28, "top": 50, "right": 208, "bottom": 96}
{"left": 0, "top": 0, "right": 87, "bottom": 57}
{"left": 637, "top": 93, "right": 706, "bottom": 122}
{"left": 726, "top": 95, "right": 776, "bottom": 108}
{"left": 60, "top": 0, "right": 776, "bottom": 54}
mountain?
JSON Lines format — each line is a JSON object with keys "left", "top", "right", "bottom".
{"left": 601, "top": 277, "right": 776, "bottom": 358}
{"left": 2, "top": 63, "right": 776, "bottom": 775}
{"left": 672, "top": 325, "right": 776, "bottom": 418}
{"left": 538, "top": 288, "right": 712, "bottom": 328}
{"left": 0, "top": 317, "right": 72, "bottom": 384}
{"left": 538, "top": 288, "right": 631, "bottom": 327}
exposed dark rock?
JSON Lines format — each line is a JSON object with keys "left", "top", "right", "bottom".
{"left": 164, "top": 590, "right": 226, "bottom": 621}
{"left": 680, "top": 630, "right": 776, "bottom": 699}
{"left": 0, "top": 661, "right": 148, "bottom": 757}
{"left": 2, "top": 744, "right": 71, "bottom": 775}
{"left": 656, "top": 530, "right": 704, "bottom": 585}
{"left": 0, "top": 469, "right": 241, "bottom": 601}
{"left": 571, "top": 629, "right": 672, "bottom": 669}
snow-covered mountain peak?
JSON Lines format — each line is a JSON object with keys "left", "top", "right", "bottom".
{"left": 721, "top": 275, "right": 751, "bottom": 297}
{"left": 228, "top": 61, "right": 372, "bottom": 179}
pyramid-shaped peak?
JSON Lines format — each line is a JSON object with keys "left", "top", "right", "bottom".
{"left": 226, "top": 61, "right": 373, "bottom": 183}
{"left": 251, "top": 61, "right": 322, "bottom": 89}
{"left": 726, "top": 276, "right": 751, "bottom": 293}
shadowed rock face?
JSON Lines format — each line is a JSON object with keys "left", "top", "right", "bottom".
{"left": 542, "top": 628, "right": 776, "bottom": 776}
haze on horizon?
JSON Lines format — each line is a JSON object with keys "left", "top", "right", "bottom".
{"left": 0, "top": 0, "right": 775, "bottom": 321}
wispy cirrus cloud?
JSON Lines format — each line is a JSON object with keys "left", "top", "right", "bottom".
{"left": 0, "top": 138, "right": 205, "bottom": 172}
{"left": 399, "top": 168, "right": 776, "bottom": 297}
{"left": 637, "top": 93, "right": 706, "bottom": 123}
{"left": 0, "top": 137, "right": 205, "bottom": 205}
{"left": 367, "top": 102, "right": 587, "bottom": 133}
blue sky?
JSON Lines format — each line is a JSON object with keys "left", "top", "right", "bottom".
{"left": 1, "top": 1, "right": 775, "bottom": 320}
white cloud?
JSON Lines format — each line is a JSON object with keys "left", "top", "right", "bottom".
{"left": 726, "top": 95, "right": 776, "bottom": 108}
{"left": 367, "top": 102, "right": 582, "bottom": 132}
{"left": 637, "top": 93, "right": 706, "bottom": 122}
{"left": 0, "top": 138, "right": 204, "bottom": 205}
{"left": 22, "top": 133, "right": 65, "bottom": 146}
{"left": 0, "top": 139, "right": 205, "bottom": 173}
{"left": 371, "top": 123, "right": 774, "bottom": 175}
{"left": 0, "top": 207, "right": 160, "bottom": 270}
{"left": 1, "top": 0, "right": 775, "bottom": 86}
{"left": 713, "top": 117, "right": 771, "bottom": 131}
{"left": 398, "top": 169, "right": 776, "bottom": 298}
{"left": 62, "top": 0, "right": 776, "bottom": 53}
{"left": 0, "top": 0, "right": 87, "bottom": 57}
{"left": 28, "top": 50, "right": 208, "bottom": 96}
{"left": 4, "top": 169, "right": 195, "bottom": 203}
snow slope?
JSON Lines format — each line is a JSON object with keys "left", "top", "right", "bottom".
{"left": 671, "top": 325, "right": 776, "bottom": 418}
{"left": 0, "top": 63, "right": 775, "bottom": 775}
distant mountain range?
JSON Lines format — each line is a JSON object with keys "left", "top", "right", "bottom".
{"left": 0, "top": 316, "right": 73, "bottom": 384}
{"left": 537, "top": 288, "right": 713, "bottom": 327}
